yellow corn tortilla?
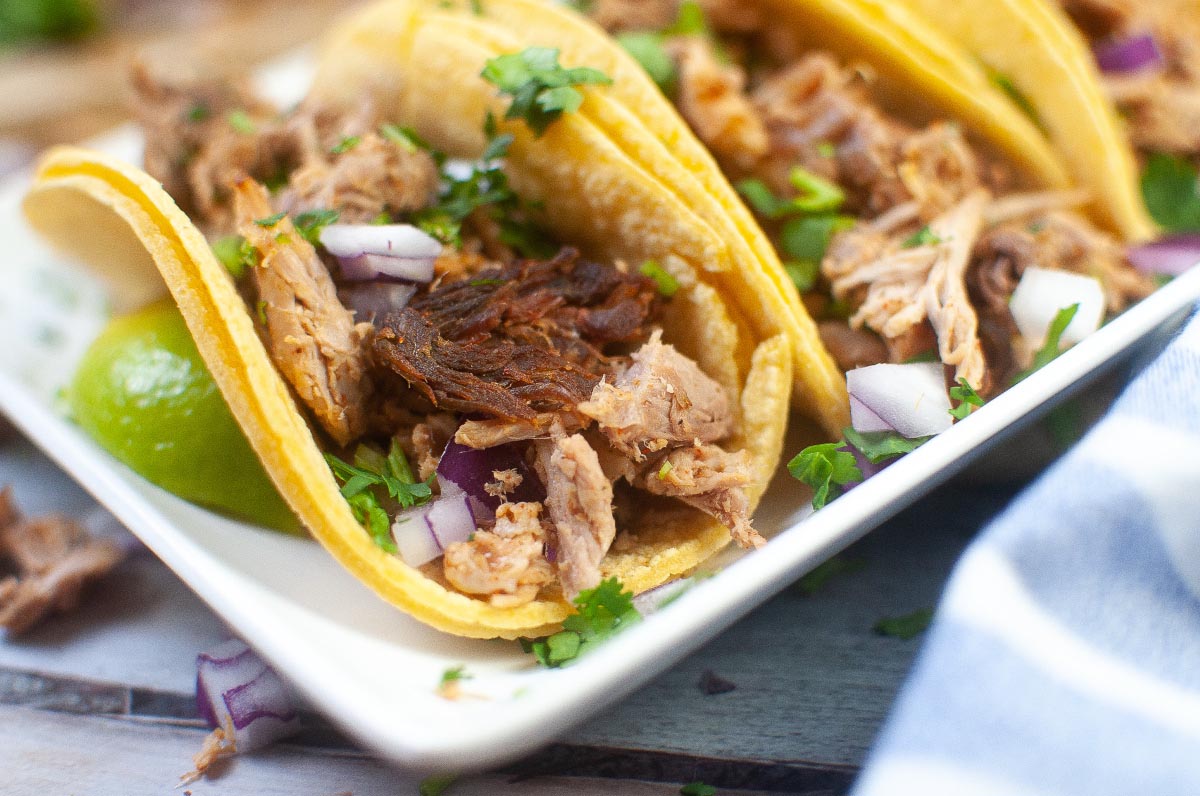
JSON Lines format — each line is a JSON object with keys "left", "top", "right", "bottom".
{"left": 894, "top": 0, "right": 1156, "bottom": 241}
{"left": 23, "top": 4, "right": 799, "bottom": 637}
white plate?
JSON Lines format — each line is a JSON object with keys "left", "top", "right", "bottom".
{"left": 3, "top": 51, "right": 1199, "bottom": 775}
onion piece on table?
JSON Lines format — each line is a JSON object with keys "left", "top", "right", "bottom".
{"left": 847, "top": 363, "right": 952, "bottom": 438}
{"left": 1094, "top": 33, "right": 1163, "bottom": 74}
{"left": 1127, "top": 235, "right": 1200, "bottom": 277}
{"left": 1009, "top": 267, "right": 1104, "bottom": 348}
{"left": 393, "top": 491, "right": 476, "bottom": 568}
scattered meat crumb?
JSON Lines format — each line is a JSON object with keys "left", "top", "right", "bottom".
{"left": 484, "top": 468, "right": 523, "bottom": 499}
{"left": 698, "top": 669, "right": 738, "bottom": 695}
{"left": 180, "top": 721, "right": 235, "bottom": 786}
{"left": 0, "top": 487, "right": 124, "bottom": 635}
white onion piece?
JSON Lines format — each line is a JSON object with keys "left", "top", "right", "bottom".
{"left": 319, "top": 223, "right": 442, "bottom": 259}
{"left": 849, "top": 394, "right": 895, "bottom": 433}
{"left": 195, "top": 639, "right": 299, "bottom": 753}
{"left": 846, "top": 363, "right": 952, "bottom": 438}
{"left": 338, "top": 252, "right": 435, "bottom": 283}
{"left": 1009, "top": 267, "right": 1104, "bottom": 348}
{"left": 392, "top": 491, "right": 477, "bottom": 567}
{"left": 342, "top": 283, "right": 417, "bottom": 323}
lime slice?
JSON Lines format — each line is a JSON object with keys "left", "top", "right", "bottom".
{"left": 69, "top": 301, "right": 300, "bottom": 533}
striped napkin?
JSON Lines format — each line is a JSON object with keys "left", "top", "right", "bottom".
{"left": 853, "top": 308, "right": 1200, "bottom": 795}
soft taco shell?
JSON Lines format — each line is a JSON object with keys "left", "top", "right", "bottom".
{"left": 24, "top": 5, "right": 798, "bottom": 637}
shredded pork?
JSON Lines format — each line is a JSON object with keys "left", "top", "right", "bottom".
{"left": 443, "top": 502, "right": 553, "bottom": 608}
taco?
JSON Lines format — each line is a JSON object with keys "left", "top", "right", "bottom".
{"left": 578, "top": 0, "right": 1158, "bottom": 399}
{"left": 22, "top": 0, "right": 850, "bottom": 638}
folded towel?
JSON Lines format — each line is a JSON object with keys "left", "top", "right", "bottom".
{"left": 854, "top": 308, "right": 1200, "bottom": 796}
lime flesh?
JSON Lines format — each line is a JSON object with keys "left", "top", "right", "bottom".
{"left": 69, "top": 301, "right": 300, "bottom": 533}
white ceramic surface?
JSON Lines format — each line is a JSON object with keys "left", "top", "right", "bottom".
{"left": 3, "top": 52, "right": 1199, "bottom": 775}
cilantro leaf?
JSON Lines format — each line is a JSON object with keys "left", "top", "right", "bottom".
{"left": 795, "top": 554, "right": 865, "bottom": 597}
{"left": 211, "top": 235, "right": 257, "bottom": 278}
{"left": 418, "top": 774, "right": 457, "bottom": 796}
{"left": 842, "top": 427, "right": 931, "bottom": 464}
{"left": 439, "top": 665, "right": 472, "bottom": 686}
{"left": 254, "top": 212, "right": 286, "bottom": 228}
{"left": 987, "top": 69, "right": 1043, "bottom": 130}
{"left": 618, "top": 31, "right": 677, "bottom": 93}
{"left": 787, "top": 443, "right": 862, "bottom": 510}
{"left": 779, "top": 214, "right": 855, "bottom": 263}
{"left": 330, "top": 135, "right": 361, "bottom": 155}
{"left": 903, "top": 225, "right": 943, "bottom": 248}
{"left": 784, "top": 259, "right": 820, "bottom": 293}
{"left": 325, "top": 442, "right": 433, "bottom": 552}
{"left": 873, "top": 608, "right": 933, "bottom": 640}
{"left": 481, "top": 47, "right": 613, "bottom": 136}
{"left": 664, "top": 0, "right": 710, "bottom": 36}
{"left": 948, "top": 378, "right": 984, "bottom": 420}
{"left": 293, "top": 208, "right": 339, "bottom": 246}
{"left": 380, "top": 123, "right": 428, "bottom": 154}
{"left": 0, "top": 0, "right": 98, "bottom": 46}
{"left": 1012, "top": 303, "right": 1079, "bottom": 384}
{"left": 227, "top": 109, "right": 256, "bottom": 134}
{"left": 639, "top": 260, "right": 679, "bottom": 297}
{"left": 788, "top": 167, "right": 845, "bottom": 213}
{"left": 525, "top": 577, "right": 641, "bottom": 667}
{"left": 347, "top": 492, "right": 395, "bottom": 553}
{"left": 1141, "top": 152, "right": 1200, "bottom": 232}
{"left": 680, "top": 783, "right": 717, "bottom": 796}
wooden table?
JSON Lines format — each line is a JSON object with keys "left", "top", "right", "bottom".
{"left": 0, "top": 427, "right": 1022, "bottom": 795}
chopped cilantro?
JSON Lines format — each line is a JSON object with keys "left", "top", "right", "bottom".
{"left": 498, "top": 217, "right": 557, "bottom": 258}
{"left": 795, "top": 555, "right": 865, "bottom": 597}
{"left": 412, "top": 129, "right": 520, "bottom": 246}
{"left": 330, "top": 135, "right": 361, "bottom": 155}
{"left": 525, "top": 577, "right": 641, "bottom": 667}
{"left": 325, "top": 439, "right": 433, "bottom": 553}
{"left": 842, "top": 427, "right": 930, "bottom": 464}
{"left": 468, "top": 278, "right": 505, "bottom": 287}
{"left": 737, "top": 179, "right": 792, "bottom": 218}
{"left": 418, "top": 774, "right": 457, "bottom": 796}
{"left": 665, "top": 0, "right": 709, "bottom": 36}
{"left": 988, "top": 69, "right": 1043, "bottom": 130}
{"left": 380, "top": 123, "right": 425, "bottom": 153}
{"left": 780, "top": 214, "right": 855, "bottom": 263}
{"left": 211, "top": 235, "right": 257, "bottom": 278}
{"left": 227, "top": 109, "right": 256, "bottom": 134}
{"left": 788, "top": 167, "right": 845, "bottom": 213}
{"left": 657, "top": 459, "right": 674, "bottom": 479}
{"left": 1141, "top": 152, "right": 1200, "bottom": 232}
{"left": 640, "top": 260, "right": 679, "bottom": 297}
{"left": 1012, "top": 303, "right": 1079, "bottom": 384}
{"left": 439, "top": 665, "right": 472, "bottom": 686}
{"left": 948, "top": 378, "right": 984, "bottom": 420}
{"left": 470, "top": 0, "right": 483, "bottom": 13}
{"left": 0, "top": 0, "right": 98, "bottom": 46}
{"left": 255, "top": 300, "right": 268, "bottom": 326}
{"left": 618, "top": 31, "right": 676, "bottom": 93}
{"left": 817, "top": 141, "right": 836, "bottom": 158}
{"left": 481, "top": 47, "right": 613, "bottom": 136}
{"left": 187, "top": 102, "right": 211, "bottom": 123}
{"left": 902, "top": 349, "right": 940, "bottom": 364}
{"left": 253, "top": 211, "right": 286, "bottom": 228}
{"left": 784, "top": 259, "right": 820, "bottom": 293}
{"left": 873, "top": 608, "right": 933, "bottom": 640}
{"left": 293, "top": 208, "right": 340, "bottom": 246}
{"left": 787, "top": 443, "right": 862, "bottom": 510}
{"left": 903, "top": 225, "right": 943, "bottom": 248}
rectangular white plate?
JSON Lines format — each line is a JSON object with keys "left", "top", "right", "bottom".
{"left": 3, "top": 52, "right": 1199, "bottom": 775}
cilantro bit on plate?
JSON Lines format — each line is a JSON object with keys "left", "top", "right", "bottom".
{"left": 795, "top": 554, "right": 866, "bottom": 597}
{"left": 680, "top": 782, "right": 718, "bottom": 796}
{"left": 325, "top": 439, "right": 433, "bottom": 553}
{"left": 1012, "top": 303, "right": 1080, "bottom": 385}
{"left": 873, "top": 608, "right": 934, "bottom": 640}
{"left": 481, "top": 47, "right": 613, "bottom": 136}
{"left": 436, "top": 665, "right": 473, "bottom": 699}
{"left": 787, "top": 443, "right": 862, "bottom": 510}
{"left": 418, "top": 773, "right": 457, "bottom": 796}
{"left": 524, "top": 577, "right": 641, "bottom": 667}
{"left": 1141, "top": 152, "right": 1200, "bottom": 232}
{"left": 948, "top": 378, "right": 985, "bottom": 420}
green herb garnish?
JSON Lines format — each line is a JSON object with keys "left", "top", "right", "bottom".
{"left": 481, "top": 47, "right": 612, "bottom": 136}
{"left": 988, "top": 70, "right": 1043, "bottom": 130}
{"left": 1141, "top": 152, "right": 1200, "bottom": 232}
{"left": 439, "top": 665, "right": 472, "bottom": 686}
{"left": 227, "top": 109, "right": 256, "bottom": 134}
{"left": 211, "top": 235, "right": 257, "bottom": 278}
{"left": 0, "top": 0, "right": 98, "bottom": 47}
{"left": 640, "top": 260, "right": 679, "bottom": 297}
{"left": 418, "top": 774, "right": 458, "bottom": 796}
{"left": 873, "top": 608, "right": 934, "bottom": 640}
{"left": 842, "top": 428, "right": 931, "bottom": 464}
{"left": 680, "top": 783, "right": 717, "bottom": 796}
{"left": 948, "top": 378, "right": 984, "bottom": 420}
{"left": 330, "top": 135, "right": 361, "bottom": 155}
{"left": 795, "top": 555, "right": 866, "bottom": 597}
{"left": 325, "top": 439, "right": 433, "bottom": 553}
{"left": 253, "top": 211, "right": 286, "bottom": 228}
{"left": 524, "top": 577, "right": 641, "bottom": 667}
{"left": 293, "top": 208, "right": 340, "bottom": 246}
{"left": 665, "top": 0, "right": 709, "bottom": 36}
{"left": 784, "top": 260, "right": 820, "bottom": 293}
{"left": 1012, "top": 303, "right": 1079, "bottom": 384}
{"left": 255, "top": 300, "right": 268, "bottom": 326}
{"left": 817, "top": 141, "right": 836, "bottom": 158}
{"left": 380, "top": 123, "right": 425, "bottom": 154}
{"left": 187, "top": 102, "right": 211, "bottom": 123}
{"left": 903, "top": 225, "right": 943, "bottom": 248}
{"left": 787, "top": 443, "right": 862, "bottom": 510}
{"left": 617, "top": 31, "right": 676, "bottom": 93}
{"left": 779, "top": 214, "right": 855, "bottom": 263}
{"left": 736, "top": 169, "right": 845, "bottom": 218}
{"left": 657, "top": 460, "right": 674, "bottom": 479}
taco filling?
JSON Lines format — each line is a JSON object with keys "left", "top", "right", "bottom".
{"left": 590, "top": 0, "right": 1157, "bottom": 397}
{"left": 129, "top": 63, "right": 764, "bottom": 607}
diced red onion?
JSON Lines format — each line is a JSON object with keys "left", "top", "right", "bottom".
{"left": 341, "top": 283, "right": 417, "bottom": 324}
{"left": 319, "top": 223, "right": 442, "bottom": 259}
{"left": 846, "top": 363, "right": 952, "bottom": 438}
{"left": 632, "top": 578, "right": 694, "bottom": 615}
{"left": 1127, "top": 235, "right": 1200, "bottom": 277}
{"left": 1094, "top": 33, "right": 1163, "bottom": 74}
{"left": 848, "top": 394, "right": 895, "bottom": 434}
{"left": 195, "top": 639, "right": 299, "bottom": 753}
{"left": 437, "top": 438, "right": 544, "bottom": 519}
{"left": 1009, "top": 267, "right": 1104, "bottom": 348}
{"left": 392, "top": 491, "right": 477, "bottom": 568}
{"left": 337, "top": 252, "right": 435, "bottom": 283}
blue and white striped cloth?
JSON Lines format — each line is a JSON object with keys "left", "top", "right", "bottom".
{"left": 854, "top": 308, "right": 1200, "bottom": 796}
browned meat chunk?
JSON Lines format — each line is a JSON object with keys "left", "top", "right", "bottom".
{"left": 537, "top": 435, "right": 616, "bottom": 600}
{"left": 638, "top": 444, "right": 763, "bottom": 548}
{"left": 485, "top": 469, "right": 524, "bottom": 499}
{"left": 579, "top": 331, "right": 735, "bottom": 461}
{"left": 0, "top": 488, "right": 124, "bottom": 635}
{"left": 443, "top": 501, "right": 553, "bottom": 608}
{"left": 668, "top": 36, "right": 769, "bottom": 171}
{"left": 236, "top": 179, "right": 373, "bottom": 446}
{"left": 817, "top": 320, "right": 889, "bottom": 371}
{"left": 374, "top": 249, "right": 659, "bottom": 421}
{"left": 411, "top": 414, "right": 457, "bottom": 482}
{"left": 1059, "top": 0, "right": 1133, "bottom": 38}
